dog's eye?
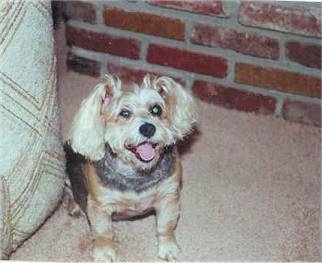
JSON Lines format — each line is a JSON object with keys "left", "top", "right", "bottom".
{"left": 150, "top": 104, "right": 162, "bottom": 117}
{"left": 119, "top": 109, "right": 132, "bottom": 119}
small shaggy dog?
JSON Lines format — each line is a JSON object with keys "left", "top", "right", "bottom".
{"left": 64, "top": 74, "right": 197, "bottom": 261}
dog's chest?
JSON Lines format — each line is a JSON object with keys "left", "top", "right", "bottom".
{"left": 98, "top": 186, "right": 157, "bottom": 218}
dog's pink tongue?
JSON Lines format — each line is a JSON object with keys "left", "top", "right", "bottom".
{"left": 136, "top": 143, "right": 156, "bottom": 161}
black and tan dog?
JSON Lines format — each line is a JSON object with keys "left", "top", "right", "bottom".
{"left": 64, "top": 74, "right": 197, "bottom": 261}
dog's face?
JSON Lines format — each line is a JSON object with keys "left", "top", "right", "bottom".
{"left": 69, "top": 74, "right": 197, "bottom": 171}
{"left": 103, "top": 85, "right": 175, "bottom": 171}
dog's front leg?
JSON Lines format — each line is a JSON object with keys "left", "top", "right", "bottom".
{"left": 87, "top": 196, "right": 116, "bottom": 262}
{"left": 155, "top": 193, "right": 180, "bottom": 261}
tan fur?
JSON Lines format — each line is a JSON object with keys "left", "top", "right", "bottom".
{"left": 66, "top": 73, "right": 196, "bottom": 261}
{"left": 69, "top": 75, "right": 122, "bottom": 160}
{"left": 81, "top": 151, "right": 181, "bottom": 261}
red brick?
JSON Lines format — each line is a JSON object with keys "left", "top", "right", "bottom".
{"left": 66, "top": 25, "right": 140, "bottom": 59}
{"left": 239, "top": 1, "right": 322, "bottom": 38}
{"left": 64, "top": 1, "right": 96, "bottom": 24}
{"left": 104, "top": 7, "right": 184, "bottom": 40}
{"left": 282, "top": 100, "right": 321, "bottom": 126}
{"left": 147, "top": 44, "right": 228, "bottom": 78}
{"left": 285, "top": 41, "right": 321, "bottom": 69}
{"left": 191, "top": 24, "right": 279, "bottom": 59}
{"left": 235, "top": 63, "right": 321, "bottom": 99}
{"left": 67, "top": 52, "right": 101, "bottom": 77}
{"left": 107, "top": 63, "right": 150, "bottom": 84}
{"left": 192, "top": 80, "right": 276, "bottom": 114}
{"left": 107, "top": 62, "right": 185, "bottom": 86}
{"left": 148, "top": 0, "right": 228, "bottom": 17}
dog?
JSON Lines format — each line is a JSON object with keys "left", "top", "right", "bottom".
{"left": 64, "top": 73, "right": 197, "bottom": 261}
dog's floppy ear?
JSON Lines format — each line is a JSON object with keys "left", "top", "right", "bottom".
{"left": 149, "top": 75, "right": 197, "bottom": 139}
{"left": 68, "top": 74, "right": 121, "bottom": 160}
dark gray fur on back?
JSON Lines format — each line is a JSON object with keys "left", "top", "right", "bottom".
{"left": 93, "top": 144, "right": 176, "bottom": 193}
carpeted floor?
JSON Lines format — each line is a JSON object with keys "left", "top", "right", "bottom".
{"left": 11, "top": 25, "right": 321, "bottom": 261}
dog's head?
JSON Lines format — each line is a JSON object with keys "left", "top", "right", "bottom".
{"left": 68, "top": 74, "right": 197, "bottom": 171}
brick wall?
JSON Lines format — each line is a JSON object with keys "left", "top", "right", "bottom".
{"left": 62, "top": 0, "right": 321, "bottom": 126}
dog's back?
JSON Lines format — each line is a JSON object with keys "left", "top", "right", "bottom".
{"left": 64, "top": 142, "right": 88, "bottom": 213}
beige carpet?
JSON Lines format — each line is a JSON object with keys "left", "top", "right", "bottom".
{"left": 10, "top": 25, "right": 321, "bottom": 261}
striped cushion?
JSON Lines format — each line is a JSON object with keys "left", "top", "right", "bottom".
{"left": 0, "top": 1, "right": 65, "bottom": 258}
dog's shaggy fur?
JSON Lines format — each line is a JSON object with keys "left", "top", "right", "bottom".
{"left": 64, "top": 74, "right": 197, "bottom": 261}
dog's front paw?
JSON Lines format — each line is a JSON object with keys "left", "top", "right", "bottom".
{"left": 158, "top": 240, "right": 179, "bottom": 261}
{"left": 92, "top": 246, "right": 116, "bottom": 262}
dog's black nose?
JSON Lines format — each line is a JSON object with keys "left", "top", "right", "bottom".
{"left": 139, "top": 122, "right": 156, "bottom": 138}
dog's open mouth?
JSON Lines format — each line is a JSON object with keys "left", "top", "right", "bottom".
{"left": 127, "top": 142, "right": 157, "bottom": 162}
